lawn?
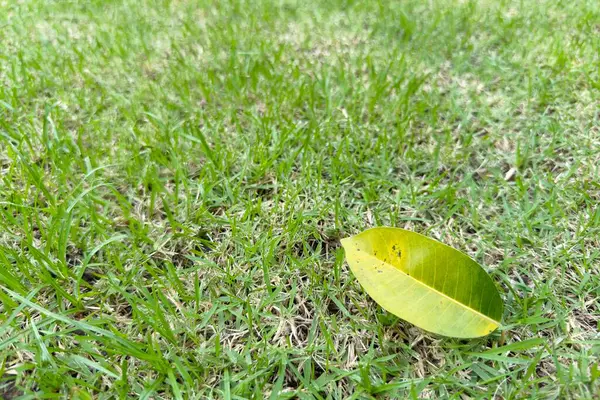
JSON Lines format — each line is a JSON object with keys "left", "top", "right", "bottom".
{"left": 0, "top": 0, "right": 599, "bottom": 398}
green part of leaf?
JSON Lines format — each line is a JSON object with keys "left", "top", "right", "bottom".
{"left": 341, "top": 227, "right": 504, "bottom": 338}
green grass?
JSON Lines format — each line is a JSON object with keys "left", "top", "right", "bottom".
{"left": 0, "top": 0, "right": 599, "bottom": 398}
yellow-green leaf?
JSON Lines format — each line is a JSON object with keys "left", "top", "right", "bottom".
{"left": 341, "top": 227, "right": 503, "bottom": 338}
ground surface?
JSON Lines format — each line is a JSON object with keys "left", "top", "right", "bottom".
{"left": 0, "top": 0, "right": 599, "bottom": 398}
